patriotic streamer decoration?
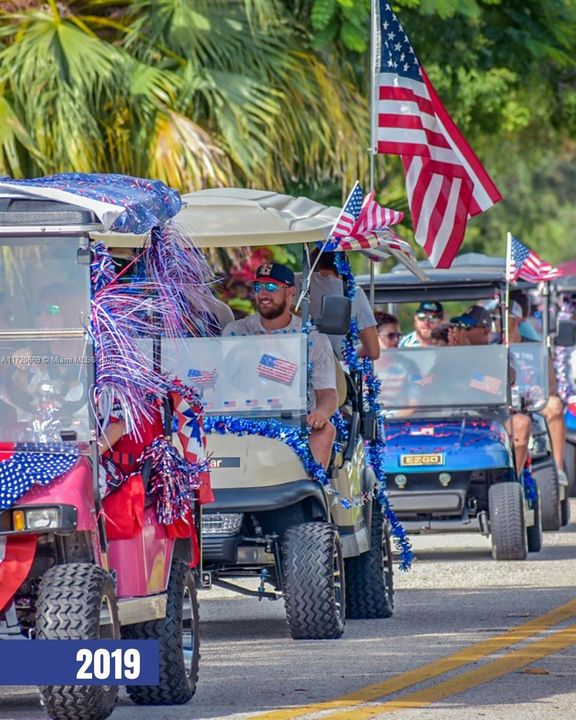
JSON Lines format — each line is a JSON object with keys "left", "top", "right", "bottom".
{"left": 334, "top": 252, "right": 413, "bottom": 570}
{"left": 554, "top": 296, "right": 576, "bottom": 404}
{"left": 0, "top": 443, "right": 79, "bottom": 510}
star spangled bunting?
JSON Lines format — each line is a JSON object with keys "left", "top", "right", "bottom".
{"left": 257, "top": 354, "right": 298, "bottom": 386}
{"left": 469, "top": 373, "right": 502, "bottom": 395}
{"left": 508, "top": 236, "right": 561, "bottom": 283}
{"left": 374, "top": 1, "right": 502, "bottom": 268}
{"left": 0, "top": 443, "right": 79, "bottom": 510}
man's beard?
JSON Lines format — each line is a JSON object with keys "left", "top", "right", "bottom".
{"left": 258, "top": 298, "right": 287, "bottom": 319}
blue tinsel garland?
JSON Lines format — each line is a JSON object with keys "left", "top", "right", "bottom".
{"left": 334, "top": 252, "right": 413, "bottom": 570}
{"left": 522, "top": 466, "right": 538, "bottom": 504}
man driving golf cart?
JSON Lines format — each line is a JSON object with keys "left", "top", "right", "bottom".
{"left": 223, "top": 262, "right": 338, "bottom": 468}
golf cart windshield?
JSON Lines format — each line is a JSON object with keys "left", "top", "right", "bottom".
{"left": 0, "top": 235, "right": 91, "bottom": 442}
{"left": 374, "top": 345, "right": 509, "bottom": 417}
{"left": 160, "top": 334, "right": 308, "bottom": 418}
{"left": 510, "top": 341, "right": 549, "bottom": 412}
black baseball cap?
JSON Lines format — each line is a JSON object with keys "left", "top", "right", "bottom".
{"left": 450, "top": 305, "right": 491, "bottom": 329}
{"left": 254, "top": 262, "right": 295, "bottom": 287}
{"left": 416, "top": 301, "right": 443, "bottom": 315}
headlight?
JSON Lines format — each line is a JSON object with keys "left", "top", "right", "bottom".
{"left": 439, "top": 472, "right": 452, "bottom": 487}
{"left": 202, "top": 513, "right": 243, "bottom": 535}
{"left": 393, "top": 474, "right": 408, "bottom": 488}
{"left": 20, "top": 508, "right": 60, "bottom": 530}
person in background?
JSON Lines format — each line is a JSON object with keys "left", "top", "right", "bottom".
{"left": 294, "top": 251, "right": 380, "bottom": 360}
{"left": 400, "top": 301, "right": 444, "bottom": 347}
{"left": 449, "top": 304, "right": 532, "bottom": 477}
{"left": 375, "top": 312, "right": 402, "bottom": 350}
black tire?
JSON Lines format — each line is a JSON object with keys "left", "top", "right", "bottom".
{"left": 124, "top": 559, "right": 199, "bottom": 705}
{"left": 526, "top": 488, "right": 543, "bottom": 553}
{"left": 489, "top": 482, "right": 527, "bottom": 561}
{"left": 35, "top": 564, "right": 119, "bottom": 720}
{"left": 283, "top": 522, "right": 345, "bottom": 640}
{"left": 533, "top": 460, "right": 561, "bottom": 531}
{"left": 345, "top": 510, "right": 394, "bottom": 619}
{"left": 565, "top": 441, "right": 576, "bottom": 496}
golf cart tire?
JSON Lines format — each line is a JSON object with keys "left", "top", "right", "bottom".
{"left": 489, "top": 482, "right": 527, "bottom": 561}
{"left": 124, "top": 559, "right": 199, "bottom": 705}
{"left": 345, "top": 511, "right": 394, "bottom": 619}
{"left": 533, "top": 461, "right": 561, "bottom": 531}
{"left": 526, "top": 488, "right": 543, "bottom": 553}
{"left": 565, "top": 441, "right": 576, "bottom": 496}
{"left": 35, "top": 564, "right": 120, "bottom": 720}
{"left": 283, "top": 522, "right": 345, "bottom": 640}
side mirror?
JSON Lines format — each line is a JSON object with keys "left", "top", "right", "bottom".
{"left": 314, "top": 295, "right": 351, "bottom": 335}
{"left": 555, "top": 319, "right": 576, "bottom": 347}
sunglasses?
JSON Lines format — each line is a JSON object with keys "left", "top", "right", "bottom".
{"left": 36, "top": 303, "right": 62, "bottom": 317}
{"left": 380, "top": 332, "right": 402, "bottom": 340}
{"left": 253, "top": 281, "right": 284, "bottom": 293}
{"left": 416, "top": 312, "right": 441, "bottom": 321}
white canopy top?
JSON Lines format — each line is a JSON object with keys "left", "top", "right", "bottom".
{"left": 94, "top": 188, "right": 341, "bottom": 248}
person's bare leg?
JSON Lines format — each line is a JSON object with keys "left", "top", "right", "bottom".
{"left": 511, "top": 413, "right": 531, "bottom": 476}
{"left": 309, "top": 423, "right": 336, "bottom": 468}
{"left": 541, "top": 395, "right": 566, "bottom": 471}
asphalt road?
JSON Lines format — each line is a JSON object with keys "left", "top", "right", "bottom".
{"left": 2, "top": 504, "right": 576, "bottom": 720}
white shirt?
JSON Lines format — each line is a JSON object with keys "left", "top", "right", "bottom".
{"left": 294, "top": 273, "right": 376, "bottom": 357}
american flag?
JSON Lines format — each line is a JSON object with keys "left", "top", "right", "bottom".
{"left": 187, "top": 368, "right": 217, "bottom": 388}
{"left": 331, "top": 184, "right": 404, "bottom": 250}
{"left": 508, "top": 236, "right": 561, "bottom": 283}
{"left": 330, "top": 181, "right": 364, "bottom": 240}
{"left": 469, "top": 373, "right": 502, "bottom": 395}
{"left": 257, "top": 354, "right": 298, "bottom": 385}
{"left": 223, "top": 399, "right": 237, "bottom": 409}
{"left": 245, "top": 399, "right": 259, "bottom": 407}
{"left": 374, "top": 1, "right": 502, "bottom": 268}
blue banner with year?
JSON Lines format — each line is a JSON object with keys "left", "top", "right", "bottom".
{"left": 0, "top": 640, "right": 159, "bottom": 685}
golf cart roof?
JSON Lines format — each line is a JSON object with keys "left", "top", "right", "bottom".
{"left": 552, "top": 274, "right": 576, "bottom": 294}
{"left": 359, "top": 253, "right": 538, "bottom": 304}
{"left": 95, "top": 188, "right": 341, "bottom": 248}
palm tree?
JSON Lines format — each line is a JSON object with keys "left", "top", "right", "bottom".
{"left": 0, "top": 0, "right": 368, "bottom": 192}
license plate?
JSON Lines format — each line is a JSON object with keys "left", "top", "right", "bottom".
{"left": 400, "top": 453, "right": 445, "bottom": 467}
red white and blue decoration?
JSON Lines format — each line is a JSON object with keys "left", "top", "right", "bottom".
{"left": 0, "top": 443, "right": 79, "bottom": 510}
{"left": 508, "top": 236, "right": 561, "bottom": 283}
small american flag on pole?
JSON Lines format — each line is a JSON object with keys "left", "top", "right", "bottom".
{"left": 373, "top": 1, "right": 502, "bottom": 268}
{"left": 470, "top": 373, "right": 502, "bottom": 395}
{"left": 508, "top": 236, "right": 561, "bottom": 282}
{"left": 257, "top": 354, "right": 298, "bottom": 386}
{"left": 330, "top": 182, "right": 364, "bottom": 240}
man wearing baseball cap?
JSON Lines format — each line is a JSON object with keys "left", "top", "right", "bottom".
{"left": 448, "top": 305, "right": 492, "bottom": 346}
{"left": 400, "top": 301, "right": 444, "bottom": 347}
{"left": 223, "top": 263, "right": 337, "bottom": 467}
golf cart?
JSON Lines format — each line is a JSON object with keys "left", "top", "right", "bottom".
{"left": 118, "top": 188, "right": 407, "bottom": 640}
{"left": 0, "top": 178, "right": 205, "bottom": 720}
{"left": 360, "top": 259, "right": 543, "bottom": 561}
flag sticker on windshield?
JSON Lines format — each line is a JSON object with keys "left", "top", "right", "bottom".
{"left": 188, "top": 368, "right": 217, "bottom": 388}
{"left": 257, "top": 354, "right": 298, "bottom": 385}
{"left": 470, "top": 373, "right": 502, "bottom": 395}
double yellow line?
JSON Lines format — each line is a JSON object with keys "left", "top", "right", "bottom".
{"left": 252, "top": 597, "right": 576, "bottom": 720}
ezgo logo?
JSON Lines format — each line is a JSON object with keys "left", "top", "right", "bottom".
{"left": 209, "top": 457, "right": 241, "bottom": 469}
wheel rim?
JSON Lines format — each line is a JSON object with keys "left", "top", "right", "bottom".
{"left": 182, "top": 583, "right": 195, "bottom": 678}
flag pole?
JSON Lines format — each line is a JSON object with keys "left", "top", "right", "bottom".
{"left": 504, "top": 231, "right": 512, "bottom": 347}
{"left": 368, "top": 0, "right": 380, "bottom": 308}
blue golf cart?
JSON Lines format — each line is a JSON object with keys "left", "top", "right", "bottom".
{"left": 361, "top": 260, "right": 543, "bottom": 560}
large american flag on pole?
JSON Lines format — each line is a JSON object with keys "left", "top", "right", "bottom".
{"left": 508, "top": 236, "right": 561, "bottom": 283}
{"left": 373, "top": 1, "right": 502, "bottom": 268}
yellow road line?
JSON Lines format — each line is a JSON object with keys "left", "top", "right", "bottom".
{"left": 252, "top": 597, "right": 576, "bottom": 720}
{"left": 326, "top": 622, "right": 576, "bottom": 719}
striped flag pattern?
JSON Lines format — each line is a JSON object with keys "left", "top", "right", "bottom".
{"left": 508, "top": 236, "right": 561, "bottom": 282}
{"left": 374, "top": 1, "right": 502, "bottom": 268}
